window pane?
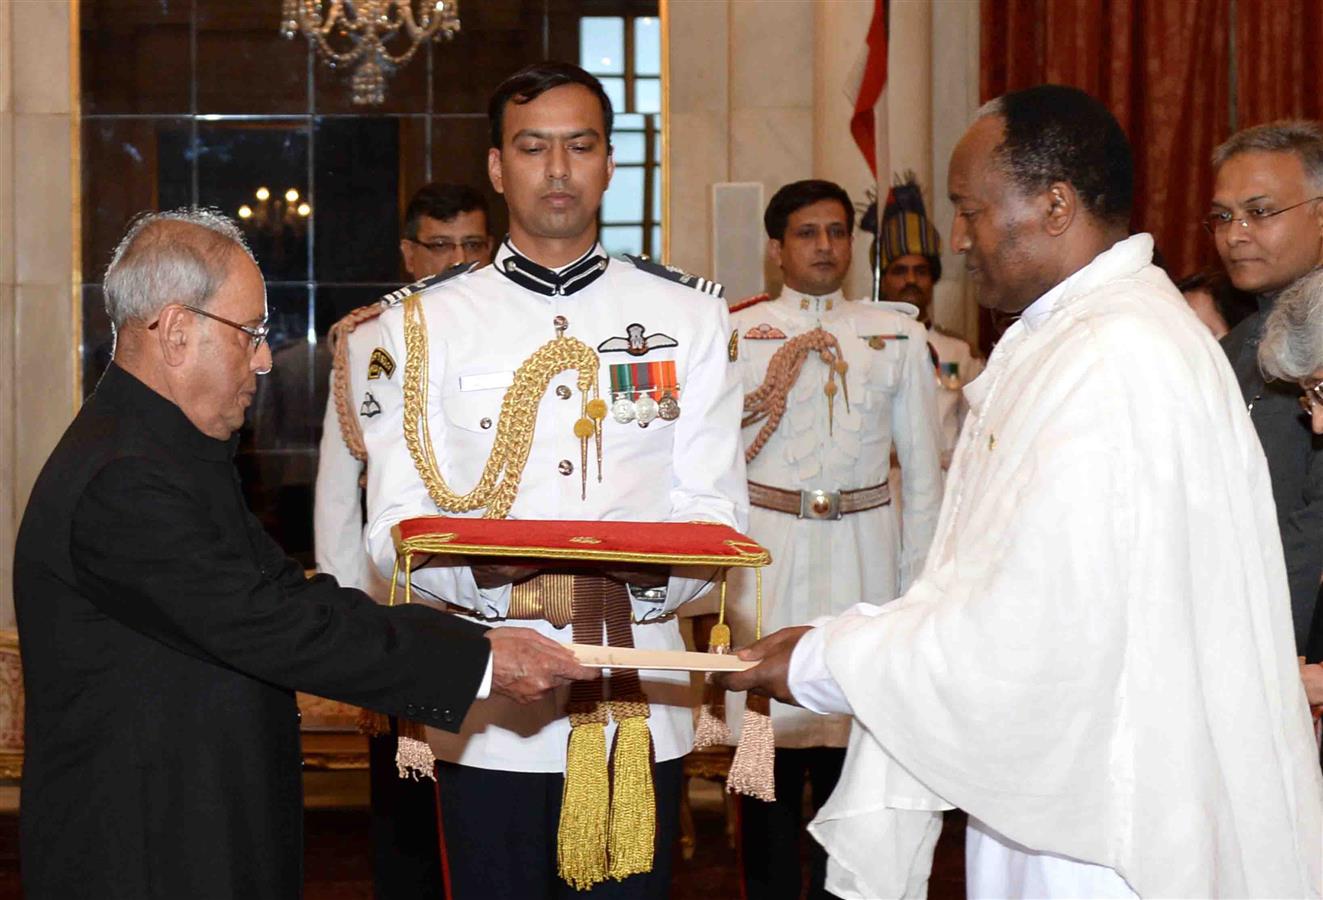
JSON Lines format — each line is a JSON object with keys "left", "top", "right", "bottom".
{"left": 82, "top": 118, "right": 194, "bottom": 280}
{"left": 616, "top": 113, "right": 645, "bottom": 131}
{"left": 613, "top": 131, "right": 646, "bottom": 165}
{"left": 80, "top": 0, "right": 191, "bottom": 114}
{"left": 652, "top": 166, "right": 662, "bottom": 222}
{"left": 82, "top": 286, "right": 112, "bottom": 399}
{"left": 602, "top": 166, "right": 645, "bottom": 223}
{"left": 600, "top": 226, "right": 643, "bottom": 257}
{"left": 636, "top": 78, "right": 661, "bottom": 115}
{"left": 652, "top": 226, "right": 662, "bottom": 259}
{"left": 634, "top": 17, "right": 661, "bottom": 76}
{"left": 599, "top": 77, "right": 626, "bottom": 114}
{"left": 580, "top": 17, "right": 625, "bottom": 74}
{"left": 313, "top": 118, "right": 403, "bottom": 283}
{"left": 197, "top": 121, "right": 311, "bottom": 283}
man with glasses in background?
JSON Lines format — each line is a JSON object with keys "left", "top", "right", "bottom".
{"left": 399, "top": 182, "right": 493, "bottom": 280}
{"left": 314, "top": 180, "right": 493, "bottom": 897}
{"left": 1213, "top": 120, "right": 1323, "bottom": 655}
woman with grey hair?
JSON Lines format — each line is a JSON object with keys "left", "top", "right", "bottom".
{"left": 1258, "top": 265, "right": 1323, "bottom": 717}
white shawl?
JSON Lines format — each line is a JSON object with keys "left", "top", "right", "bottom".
{"left": 808, "top": 235, "right": 1323, "bottom": 898}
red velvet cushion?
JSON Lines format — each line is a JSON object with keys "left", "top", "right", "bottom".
{"left": 391, "top": 517, "right": 770, "bottom": 568}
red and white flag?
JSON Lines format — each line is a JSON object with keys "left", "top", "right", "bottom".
{"left": 847, "top": 0, "right": 889, "bottom": 178}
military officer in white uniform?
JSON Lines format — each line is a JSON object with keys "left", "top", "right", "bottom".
{"left": 362, "top": 62, "right": 746, "bottom": 900}
{"left": 877, "top": 175, "right": 984, "bottom": 467}
{"left": 725, "top": 179, "right": 942, "bottom": 900}
{"left": 313, "top": 184, "right": 493, "bottom": 899}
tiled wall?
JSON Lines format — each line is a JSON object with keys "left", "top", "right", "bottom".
{"left": 1, "top": 1, "right": 77, "bottom": 630}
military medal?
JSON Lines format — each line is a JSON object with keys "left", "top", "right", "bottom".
{"left": 635, "top": 395, "right": 659, "bottom": 426}
{"left": 608, "top": 360, "right": 681, "bottom": 428}
{"left": 611, "top": 395, "right": 637, "bottom": 423}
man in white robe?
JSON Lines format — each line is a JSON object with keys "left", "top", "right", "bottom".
{"left": 720, "top": 84, "right": 1323, "bottom": 899}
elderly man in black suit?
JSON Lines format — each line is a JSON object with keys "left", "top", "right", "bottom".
{"left": 13, "top": 209, "right": 593, "bottom": 900}
{"left": 1214, "top": 120, "right": 1323, "bottom": 652}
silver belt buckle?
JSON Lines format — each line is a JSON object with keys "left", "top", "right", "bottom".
{"left": 799, "top": 489, "right": 842, "bottom": 520}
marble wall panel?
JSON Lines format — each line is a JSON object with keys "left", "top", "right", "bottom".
{"left": 12, "top": 1, "right": 70, "bottom": 116}
{"left": 728, "top": 0, "right": 813, "bottom": 111}
{"left": 13, "top": 113, "right": 73, "bottom": 286}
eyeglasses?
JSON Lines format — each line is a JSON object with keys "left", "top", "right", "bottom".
{"left": 406, "top": 237, "right": 490, "bottom": 255}
{"left": 1202, "top": 196, "right": 1323, "bottom": 235}
{"left": 148, "top": 304, "right": 270, "bottom": 351}
{"left": 1298, "top": 381, "right": 1323, "bottom": 415}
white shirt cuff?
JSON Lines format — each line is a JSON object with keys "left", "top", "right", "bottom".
{"left": 476, "top": 652, "right": 494, "bottom": 700}
{"left": 787, "top": 624, "right": 853, "bottom": 716}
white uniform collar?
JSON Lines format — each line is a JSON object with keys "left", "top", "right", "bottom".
{"left": 777, "top": 285, "right": 847, "bottom": 316}
{"left": 1020, "top": 233, "right": 1155, "bottom": 331}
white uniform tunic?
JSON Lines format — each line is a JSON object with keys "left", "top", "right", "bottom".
{"left": 927, "top": 328, "right": 984, "bottom": 468}
{"left": 787, "top": 235, "right": 1323, "bottom": 898}
{"left": 314, "top": 314, "right": 393, "bottom": 602}
{"left": 726, "top": 287, "right": 942, "bottom": 748}
{"left": 363, "top": 242, "right": 748, "bottom": 773}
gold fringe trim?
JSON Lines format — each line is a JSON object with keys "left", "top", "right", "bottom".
{"left": 558, "top": 714, "right": 611, "bottom": 890}
{"left": 607, "top": 713, "right": 655, "bottom": 880}
{"left": 727, "top": 694, "right": 775, "bottom": 801}
{"left": 395, "top": 718, "right": 436, "bottom": 781}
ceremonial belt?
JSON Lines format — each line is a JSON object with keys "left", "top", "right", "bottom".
{"left": 747, "top": 480, "right": 890, "bottom": 520}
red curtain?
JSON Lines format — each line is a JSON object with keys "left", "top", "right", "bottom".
{"left": 980, "top": 0, "right": 1231, "bottom": 293}
{"left": 1235, "top": 0, "right": 1323, "bottom": 124}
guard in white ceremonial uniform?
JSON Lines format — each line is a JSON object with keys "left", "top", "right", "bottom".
{"left": 875, "top": 174, "right": 984, "bottom": 468}
{"left": 724, "top": 180, "right": 942, "bottom": 900}
{"left": 313, "top": 183, "right": 493, "bottom": 900}
{"left": 362, "top": 61, "right": 746, "bottom": 900}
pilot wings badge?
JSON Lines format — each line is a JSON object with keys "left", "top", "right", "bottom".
{"left": 597, "top": 323, "right": 679, "bottom": 357}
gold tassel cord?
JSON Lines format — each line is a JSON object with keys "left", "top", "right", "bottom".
{"left": 607, "top": 703, "right": 656, "bottom": 880}
{"left": 558, "top": 710, "right": 611, "bottom": 890}
{"left": 693, "top": 576, "right": 733, "bottom": 750}
{"left": 402, "top": 295, "right": 601, "bottom": 519}
{"left": 743, "top": 327, "right": 850, "bottom": 462}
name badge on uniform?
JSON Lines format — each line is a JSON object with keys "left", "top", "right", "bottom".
{"left": 609, "top": 361, "right": 681, "bottom": 427}
{"left": 459, "top": 371, "right": 515, "bottom": 392}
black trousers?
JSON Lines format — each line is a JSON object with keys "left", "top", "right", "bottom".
{"left": 436, "top": 757, "right": 683, "bottom": 900}
{"left": 367, "top": 726, "right": 445, "bottom": 899}
{"left": 739, "top": 747, "right": 845, "bottom": 900}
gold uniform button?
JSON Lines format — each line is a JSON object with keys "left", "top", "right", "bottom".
{"left": 555, "top": 385, "right": 572, "bottom": 400}
{"left": 558, "top": 460, "right": 574, "bottom": 476}
{"left": 479, "top": 417, "right": 492, "bottom": 429}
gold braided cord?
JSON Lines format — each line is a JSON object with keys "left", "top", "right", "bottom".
{"left": 742, "top": 327, "right": 849, "bottom": 464}
{"left": 402, "top": 295, "right": 601, "bottom": 519}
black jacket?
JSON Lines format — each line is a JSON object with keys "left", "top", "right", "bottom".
{"left": 1222, "top": 299, "right": 1323, "bottom": 653}
{"left": 14, "top": 364, "right": 490, "bottom": 899}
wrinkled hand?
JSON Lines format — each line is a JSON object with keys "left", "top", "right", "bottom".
{"left": 470, "top": 559, "right": 541, "bottom": 590}
{"left": 712, "top": 625, "right": 812, "bottom": 706}
{"left": 487, "top": 627, "right": 596, "bottom": 704}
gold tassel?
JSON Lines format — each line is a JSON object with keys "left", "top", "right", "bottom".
{"left": 727, "top": 693, "right": 776, "bottom": 801}
{"left": 727, "top": 570, "right": 775, "bottom": 800}
{"left": 694, "top": 581, "right": 735, "bottom": 750}
{"left": 607, "top": 703, "right": 655, "bottom": 880}
{"left": 558, "top": 711, "right": 610, "bottom": 890}
{"left": 395, "top": 717, "right": 436, "bottom": 781}
{"left": 356, "top": 708, "right": 390, "bottom": 738}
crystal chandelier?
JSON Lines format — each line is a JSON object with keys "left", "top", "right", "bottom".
{"left": 281, "top": 1, "right": 461, "bottom": 106}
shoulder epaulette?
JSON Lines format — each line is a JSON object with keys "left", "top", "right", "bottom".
{"left": 379, "top": 260, "right": 480, "bottom": 307}
{"left": 621, "top": 254, "right": 724, "bottom": 298}
{"left": 729, "top": 293, "right": 771, "bottom": 313}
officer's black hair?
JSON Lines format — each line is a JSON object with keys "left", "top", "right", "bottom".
{"left": 983, "top": 84, "right": 1134, "bottom": 228}
{"left": 764, "top": 180, "right": 856, "bottom": 241}
{"left": 402, "top": 183, "right": 490, "bottom": 240}
{"left": 487, "top": 62, "right": 614, "bottom": 150}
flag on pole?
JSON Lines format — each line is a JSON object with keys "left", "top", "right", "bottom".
{"left": 847, "top": 0, "right": 889, "bottom": 177}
